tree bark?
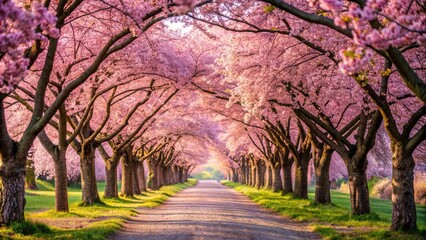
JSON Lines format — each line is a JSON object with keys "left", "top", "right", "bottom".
{"left": 162, "top": 167, "right": 170, "bottom": 186}
{"left": 271, "top": 166, "right": 283, "bottom": 192}
{"left": 183, "top": 167, "right": 189, "bottom": 182}
{"left": 103, "top": 154, "right": 120, "bottom": 198}
{"left": 120, "top": 153, "right": 134, "bottom": 197}
{"left": 0, "top": 155, "right": 26, "bottom": 224}
{"left": 244, "top": 164, "right": 250, "bottom": 185}
{"left": 156, "top": 165, "right": 163, "bottom": 188}
{"left": 178, "top": 167, "right": 183, "bottom": 183}
{"left": 80, "top": 143, "right": 100, "bottom": 205}
{"left": 255, "top": 161, "right": 265, "bottom": 189}
{"left": 282, "top": 159, "right": 293, "bottom": 194}
{"left": 250, "top": 164, "right": 257, "bottom": 187}
{"left": 147, "top": 159, "right": 159, "bottom": 189}
{"left": 294, "top": 157, "right": 309, "bottom": 199}
{"left": 231, "top": 168, "right": 238, "bottom": 182}
{"left": 390, "top": 142, "right": 416, "bottom": 231}
{"left": 25, "top": 147, "right": 38, "bottom": 190}
{"left": 137, "top": 161, "right": 147, "bottom": 192}
{"left": 347, "top": 162, "right": 370, "bottom": 215}
{"left": 314, "top": 147, "right": 333, "bottom": 204}
{"left": 266, "top": 166, "right": 273, "bottom": 189}
{"left": 53, "top": 150, "right": 69, "bottom": 211}
{"left": 132, "top": 162, "right": 141, "bottom": 195}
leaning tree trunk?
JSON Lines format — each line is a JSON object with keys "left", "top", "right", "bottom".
{"left": 314, "top": 147, "right": 333, "bottom": 204}
{"left": 120, "top": 154, "right": 134, "bottom": 197}
{"left": 294, "top": 157, "right": 310, "bottom": 199}
{"left": 80, "top": 143, "right": 100, "bottom": 205}
{"left": 53, "top": 150, "right": 69, "bottom": 211}
{"left": 0, "top": 155, "right": 26, "bottom": 224}
{"left": 271, "top": 165, "right": 283, "bottom": 192}
{"left": 347, "top": 155, "right": 370, "bottom": 215}
{"left": 390, "top": 142, "right": 417, "bottom": 231}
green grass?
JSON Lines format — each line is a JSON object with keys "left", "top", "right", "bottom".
{"left": 309, "top": 188, "right": 426, "bottom": 230}
{"left": 223, "top": 181, "right": 425, "bottom": 240}
{"left": 1, "top": 179, "right": 197, "bottom": 239}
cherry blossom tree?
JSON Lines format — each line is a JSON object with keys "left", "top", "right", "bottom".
{"left": 0, "top": 0, "right": 211, "bottom": 224}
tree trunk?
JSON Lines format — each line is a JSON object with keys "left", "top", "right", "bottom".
{"left": 294, "top": 157, "right": 309, "bottom": 199}
{"left": 53, "top": 150, "right": 69, "bottom": 211}
{"left": 147, "top": 159, "right": 159, "bottom": 189}
{"left": 251, "top": 164, "right": 257, "bottom": 187}
{"left": 0, "top": 155, "right": 26, "bottom": 224}
{"left": 156, "top": 166, "right": 163, "bottom": 188}
{"left": 137, "top": 162, "right": 147, "bottom": 192}
{"left": 172, "top": 165, "right": 179, "bottom": 184}
{"left": 162, "top": 167, "right": 170, "bottom": 186}
{"left": 347, "top": 163, "right": 370, "bottom": 215}
{"left": 132, "top": 161, "right": 141, "bottom": 195}
{"left": 314, "top": 147, "right": 333, "bottom": 204}
{"left": 25, "top": 148, "right": 38, "bottom": 190}
{"left": 120, "top": 154, "right": 134, "bottom": 197}
{"left": 231, "top": 168, "right": 238, "bottom": 182}
{"left": 255, "top": 161, "right": 265, "bottom": 189}
{"left": 390, "top": 142, "right": 416, "bottom": 231}
{"left": 103, "top": 155, "right": 120, "bottom": 198}
{"left": 282, "top": 160, "right": 293, "bottom": 194}
{"left": 245, "top": 165, "right": 250, "bottom": 185}
{"left": 265, "top": 166, "right": 273, "bottom": 189}
{"left": 271, "top": 166, "right": 283, "bottom": 192}
{"left": 178, "top": 167, "right": 183, "bottom": 183}
{"left": 80, "top": 143, "right": 100, "bottom": 205}
{"left": 183, "top": 168, "right": 189, "bottom": 182}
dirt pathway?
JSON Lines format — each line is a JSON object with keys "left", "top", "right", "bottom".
{"left": 108, "top": 180, "right": 319, "bottom": 240}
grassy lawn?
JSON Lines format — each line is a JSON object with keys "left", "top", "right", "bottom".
{"left": 0, "top": 179, "right": 197, "bottom": 240}
{"left": 223, "top": 181, "right": 426, "bottom": 240}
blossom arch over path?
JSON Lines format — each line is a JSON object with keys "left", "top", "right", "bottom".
{"left": 0, "top": 0, "right": 424, "bottom": 234}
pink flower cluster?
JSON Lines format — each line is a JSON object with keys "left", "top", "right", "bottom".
{"left": 329, "top": 0, "right": 426, "bottom": 50}
{"left": 338, "top": 47, "right": 373, "bottom": 75}
{"left": 307, "top": 0, "right": 343, "bottom": 11}
{"left": 310, "top": 0, "right": 425, "bottom": 76}
{"left": 0, "top": 0, "right": 58, "bottom": 94}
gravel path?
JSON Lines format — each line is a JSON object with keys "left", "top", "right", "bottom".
{"left": 108, "top": 180, "right": 320, "bottom": 240}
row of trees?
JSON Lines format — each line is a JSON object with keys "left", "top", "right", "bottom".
{"left": 0, "top": 0, "right": 424, "bottom": 235}
{"left": 187, "top": 0, "right": 425, "bottom": 232}
{"left": 0, "top": 0, "right": 214, "bottom": 225}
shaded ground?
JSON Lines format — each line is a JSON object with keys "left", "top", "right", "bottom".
{"left": 109, "top": 180, "right": 319, "bottom": 240}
